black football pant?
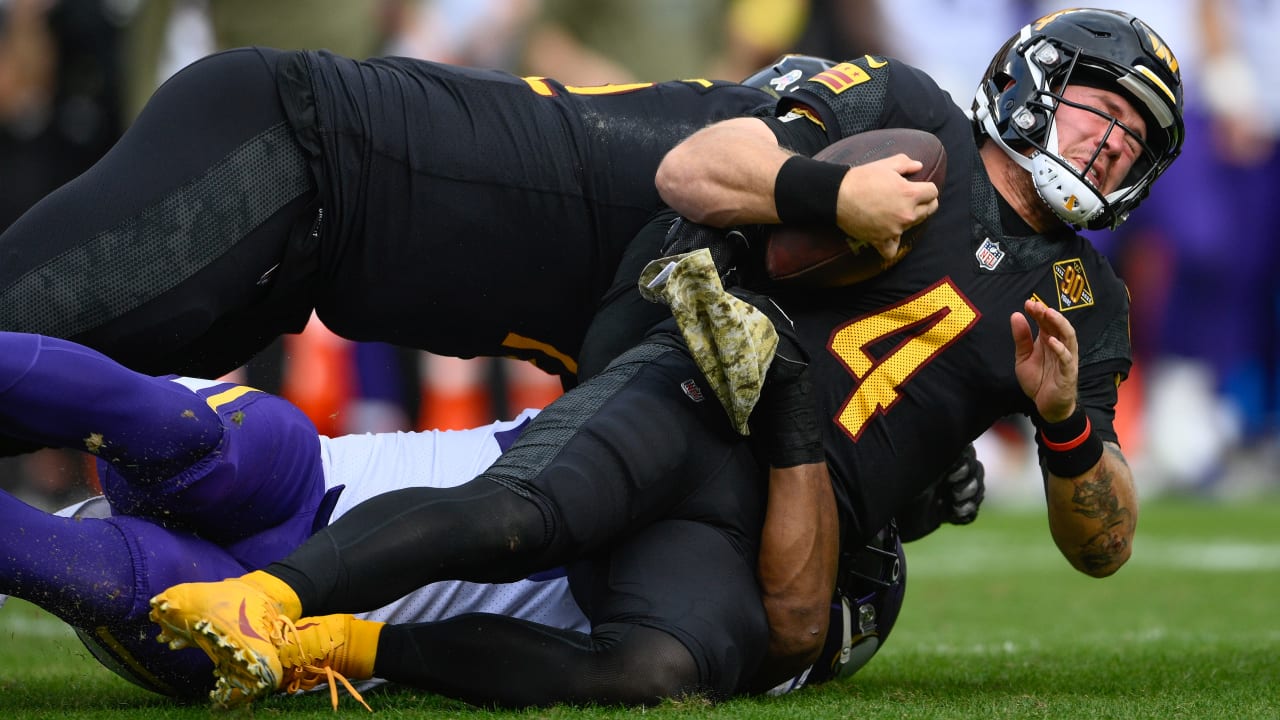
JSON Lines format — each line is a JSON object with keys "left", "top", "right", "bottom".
{"left": 265, "top": 343, "right": 771, "bottom": 705}
{"left": 0, "top": 47, "right": 318, "bottom": 378}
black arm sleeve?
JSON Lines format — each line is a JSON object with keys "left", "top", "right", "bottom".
{"left": 575, "top": 211, "right": 681, "bottom": 382}
{"left": 760, "top": 113, "right": 833, "bottom": 156}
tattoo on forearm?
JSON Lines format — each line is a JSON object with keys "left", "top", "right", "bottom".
{"left": 1071, "top": 451, "right": 1132, "bottom": 572}
{"left": 1103, "top": 442, "right": 1128, "bottom": 467}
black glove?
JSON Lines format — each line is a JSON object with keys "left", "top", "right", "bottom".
{"left": 660, "top": 217, "right": 749, "bottom": 282}
{"left": 940, "top": 443, "right": 985, "bottom": 525}
{"left": 895, "top": 443, "right": 985, "bottom": 542}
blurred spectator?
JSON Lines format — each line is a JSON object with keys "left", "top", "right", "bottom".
{"left": 862, "top": 0, "right": 1025, "bottom": 106}
{"left": 523, "top": 0, "right": 806, "bottom": 83}
{"left": 122, "top": 0, "right": 388, "bottom": 120}
{"left": 1099, "top": 0, "right": 1280, "bottom": 496}
{"left": 385, "top": 0, "right": 537, "bottom": 69}
{"left": 715, "top": 0, "right": 810, "bottom": 81}
{"left": 0, "top": 0, "right": 133, "bottom": 508}
{"left": 791, "top": 0, "right": 879, "bottom": 61}
{"left": 523, "top": 0, "right": 728, "bottom": 83}
{"left": 1, "top": 0, "right": 128, "bottom": 229}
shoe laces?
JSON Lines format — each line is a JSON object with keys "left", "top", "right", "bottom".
{"left": 277, "top": 617, "right": 372, "bottom": 712}
{"left": 285, "top": 663, "right": 372, "bottom": 712}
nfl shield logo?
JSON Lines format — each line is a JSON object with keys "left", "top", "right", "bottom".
{"left": 770, "top": 69, "right": 803, "bottom": 93}
{"left": 976, "top": 238, "right": 1005, "bottom": 270}
{"left": 680, "top": 379, "right": 705, "bottom": 403}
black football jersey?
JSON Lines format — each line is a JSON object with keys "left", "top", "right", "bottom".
{"left": 764, "top": 57, "right": 1133, "bottom": 543}
{"left": 282, "top": 52, "right": 771, "bottom": 378}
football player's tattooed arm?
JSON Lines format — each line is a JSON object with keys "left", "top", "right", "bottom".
{"left": 751, "top": 461, "right": 839, "bottom": 691}
{"left": 1043, "top": 441, "right": 1136, "bottom": 577}
{"left": 1011, "top": 298, "right": 1137, "bottom": 577}
{"left": 654, "top": 115, "right": 934, "bottom": 258}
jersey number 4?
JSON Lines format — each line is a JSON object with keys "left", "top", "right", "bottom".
{"left": 829, "top": 278, "right": 979, "bottom": 440}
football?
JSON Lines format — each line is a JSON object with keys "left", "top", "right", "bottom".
{"left": 765, "top": 128, "right": 947, "bottom": 289}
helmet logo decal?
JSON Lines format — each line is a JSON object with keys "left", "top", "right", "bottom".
{"left": 1054, "top": 259, "right": 1095, "bottom": 311}
{"left": 1064, "top": 195, "right": 1079, "bottom": 211}
{"left": 1143, "top": 30, "right": 1179, "bottom": 74}
{"left": 770, "top": 69, "right": 804, "bottom": 92}
{"left": 809, "top": 62, "right": 872, "bottom": 94}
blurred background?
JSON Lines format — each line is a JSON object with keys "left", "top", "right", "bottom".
{"left": 0, "top": 0, "right": 1275, "bottom": 511}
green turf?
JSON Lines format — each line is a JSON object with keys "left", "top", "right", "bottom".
{"left": 1, "top": 496, "right": 1277, "bottom": 719}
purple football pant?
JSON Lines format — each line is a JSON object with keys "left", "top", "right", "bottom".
{"left": 0, "top": 332, "right": 324, "bottom": 695}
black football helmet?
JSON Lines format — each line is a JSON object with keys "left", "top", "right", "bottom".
{"left": 971, "top": 8, "right": 1184, "bottom": 230}
{"left": 742, "top": 53, "right": 838, "bottom": 99}
{"left": 805, "top": 521, "right": 906, "bottom": 686}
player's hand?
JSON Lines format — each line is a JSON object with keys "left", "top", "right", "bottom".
{"left": 836, "top": 154, "right": 939, "bottom": 261}
{"left": 940, "top": 443, "right": 984, "bottom": 525}
{"left": 1010, "top": 298, "right": 1079, "bottom": 422}
{"left": 661, "top": 216, "right": 748, "bottom": 280}
{"left": 895, "top": 443, "right": 985, "bottom": 542}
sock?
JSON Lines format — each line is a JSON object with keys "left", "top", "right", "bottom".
{"left": 338, "top": 617, "right": 383, "bottom": 679}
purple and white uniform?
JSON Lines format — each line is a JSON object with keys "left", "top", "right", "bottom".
{"left": 0, "top": 332, "right": 584, "bottom": 697}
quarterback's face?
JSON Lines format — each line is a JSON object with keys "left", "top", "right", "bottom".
{"left": 1053, "top": 85, "right": 1147, "bottom": 195}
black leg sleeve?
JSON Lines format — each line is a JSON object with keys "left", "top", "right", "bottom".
{"left": 267, "top": 343, "right": 753, "bottom": 617}
{"left": 267, "top": 480, "right": 550, "bottom": 614}
{"left": 370, "top": 517, "right": 767, "bottom": 707}
{"left": 375, "top": 619, "right": 699, "bottom": 708}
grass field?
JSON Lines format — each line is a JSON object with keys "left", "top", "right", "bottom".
{"left": 1, "top": 495, "right": 1277, "bottom": 719}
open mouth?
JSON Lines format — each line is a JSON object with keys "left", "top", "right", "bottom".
{"left": 1066, "top": 158, "right": 1103, "bottom": 190}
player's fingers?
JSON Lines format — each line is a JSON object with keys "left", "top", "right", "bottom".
{"left": 912, "top": 178, "right": 940, "bottom": 203}
{"left": 1030, "top": 301, "right": 1080, "bottom": 351}
{"left": 900, "top": 195, "right": 939, "bottom": 231}
{"left": 919, "top": 195, "right": 940, "bottom": 218}
{"left": 1044, "top": 334, "right": 1072, "bottom": 364}
{"left": 1009, "top": 312, "right": 1033, "bottom": 359}
{"left": 872, "top": 235, "right": 901, "bottom": 260}
{"left": 889, "top": 154, "right": 925, "bottom": 175}
{"left": 904, "top": 202, "right": 935, "bottom": 229}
